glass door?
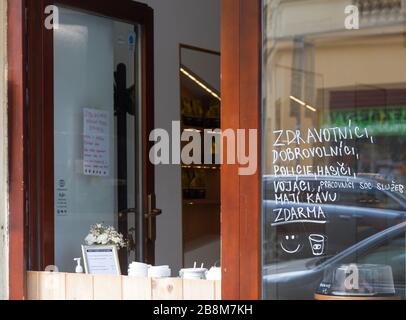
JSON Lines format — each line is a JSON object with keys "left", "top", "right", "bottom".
{"left": 53, "top": 7, "right": 144, "bottom": 273}
{"left": 26, "top": 0, "right": 157, "bottom": 274}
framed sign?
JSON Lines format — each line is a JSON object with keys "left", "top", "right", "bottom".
{"left": 81, "top": 245, "right": 121, "bottom": 275}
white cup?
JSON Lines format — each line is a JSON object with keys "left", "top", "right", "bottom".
{"left": 205, "top": 267, "right": 221, "bottom": 281}
{"left": 179, "top": 268, "right": 208, "bottom": 280}
{"left": 148, "top": 265, "right": 171, "bottom": 278}
{"left": 128, "top": 262, "right": 149, "bottom": 277}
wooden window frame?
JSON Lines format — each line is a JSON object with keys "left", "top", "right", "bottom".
{"left": 221, "top": 0, "right": 262, "bottom": 300}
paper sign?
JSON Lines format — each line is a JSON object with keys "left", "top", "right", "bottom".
{"left": 56, "top": 178, "right": 69, "bottom": 216}
{"left": 82, "top": 245, "right": 121, "bottom": 275}
{"left": 83, "top": 108, "right": 110, "bottom": 177}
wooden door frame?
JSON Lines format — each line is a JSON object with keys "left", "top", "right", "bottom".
{"left": 8, "top": 0, "right": 262, "bottom": 301}
{"left": 8, "top": 0, "right": 154, "bottom": 299}
{"left": 221, "top": 0, "right": 262, "bottom": 300}
{"left": 8, "top": 0, "right": 27, "bottom": 300}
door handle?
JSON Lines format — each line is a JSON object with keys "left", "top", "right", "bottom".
{"left": 145, "top": 194, "right": 162, "bottom": 241}
{"left": 127, "top": 229, "right": 136, "bottom": 253}
{"left": 145, "top": 208, "right": 162, "bottom": 218}
{"left": 145, "top": 194, "right": 162, "bottom": 218}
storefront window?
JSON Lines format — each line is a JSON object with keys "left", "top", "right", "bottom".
{"left": 262, "top": 0, "right": 406, "bottom": 299}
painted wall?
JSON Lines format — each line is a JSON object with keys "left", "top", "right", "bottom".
{"left": 137, "top": 0, "right": 220, "bottom": 272}
{"left": 0, "top": 0, "right": 8, "bottom": 300}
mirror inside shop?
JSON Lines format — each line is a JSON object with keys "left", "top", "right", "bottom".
{"left": 180, "top": 45, "right": 221, "bottom": 272}
{"left": 262, "top": 0, "right": 406, "bottom": 300}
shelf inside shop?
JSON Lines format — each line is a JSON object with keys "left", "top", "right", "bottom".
{"left": 181, "top": 125, "right": 221, "bottom": 132}
{"left": 183, "top": 199, "right": 221, "bottom": 206}
{"left": 182, "top": 164, "right": 220, "bottom": 170}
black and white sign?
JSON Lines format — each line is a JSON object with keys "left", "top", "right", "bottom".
{"left": 83, "top": 108, "right": 110, "bottom": 177}
{"left": 82, "top": 245, "right": 121, "bottom": 275}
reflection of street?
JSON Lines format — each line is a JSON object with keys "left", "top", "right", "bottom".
{"left": 264, "top": 222, "right": 406, "bottom": 300}
{"left": 264, "top": 174, "right": 406, "bottom": 265}
{"left": 359, "top": 136, "right": 406, "bottom": 187}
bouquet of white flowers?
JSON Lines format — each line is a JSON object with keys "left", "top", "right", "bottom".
{"left": 85, "top": 223, "right": 126, "bottom": 249}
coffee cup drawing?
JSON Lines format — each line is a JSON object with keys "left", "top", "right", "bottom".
{"left": 309, "top": 234, "right": 326, "bottom": 256}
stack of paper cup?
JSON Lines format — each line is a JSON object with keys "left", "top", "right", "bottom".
{"left": 128, "top": 262, "right": 149, "bottom": 277}
{"left": 148, "top": 265, "right": 171, "bottom": 278}
{"left": 179, "top": 268, "right": 207, "bottom": 280}
{"left": 206, "top": 267, "right": 221, "bottom": 281}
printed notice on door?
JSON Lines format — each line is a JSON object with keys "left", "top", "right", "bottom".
{"left": 83, "top": 108, "right": 110, "bottom": 177}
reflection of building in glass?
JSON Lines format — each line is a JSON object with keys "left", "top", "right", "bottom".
{"left": 264, "top": 0, "right": 406, "bottom": 183}
{"left": 355, "top": 0, "right": 404, "bottom": 17}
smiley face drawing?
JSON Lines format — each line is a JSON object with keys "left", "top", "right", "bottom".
{"left": 280, "top": 234, "right": 302, "bottom": 254}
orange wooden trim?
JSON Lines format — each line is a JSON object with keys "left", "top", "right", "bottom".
{"left": 238, "top": 0, "right": 261, "bottom": 300}
{"left": 7, "top": 0, "right": 27, "bottom": 300}
{"left": 221, "top": 0, "right": 241, "bottom": 300}
{"left": 221, "top": 0, "right": 261, "bottom": 300}
{"left": 314, "top": 293, "right": 401, "bottom": 301}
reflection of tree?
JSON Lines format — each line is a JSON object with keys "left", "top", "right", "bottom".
{"left": 372, "top": 136, "right": 406, "bottom": 185}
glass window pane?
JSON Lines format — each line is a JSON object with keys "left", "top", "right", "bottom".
{"left": 54, "top": 7, "right": 142, "bottom": 273}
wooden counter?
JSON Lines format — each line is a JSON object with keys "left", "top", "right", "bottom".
{"left": 27, "top": 271, "right": 221, "bottom": 300}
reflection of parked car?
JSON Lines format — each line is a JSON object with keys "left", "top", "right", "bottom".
{"left": 263, "top": 221, "right": 406, "bottom": 300}
{"left": 263, "top": 175, "right": 406, "bottom": 263}
{"left": 263, "top": 175, "right": 406, "bottom": 299}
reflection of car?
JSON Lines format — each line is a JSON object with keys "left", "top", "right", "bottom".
{"left": 263, "top": 175, "right": 406, "bottom": 263}
{"left": 263, "top": 221, "right": 406, "bottom": 300}
{"left": 263, "top": 175, "right": 406, "bottom": 299}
